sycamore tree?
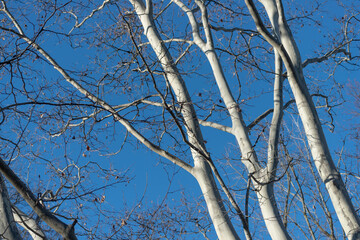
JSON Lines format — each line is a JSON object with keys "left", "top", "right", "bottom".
{"left": 0, "top": 0, "right": 360, "bottom": 239}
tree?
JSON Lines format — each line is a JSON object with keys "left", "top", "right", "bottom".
{"left": 0, "top": 0, "right": 360, "bottom": 239}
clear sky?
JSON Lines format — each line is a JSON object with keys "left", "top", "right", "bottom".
{"left": 1, "top": 0, "right": 360, "bottom": 239}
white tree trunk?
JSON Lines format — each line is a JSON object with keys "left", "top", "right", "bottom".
{"left": 257, "top": 0, "right": 360, "bottom": 238}
{"left": 129, "top": 1, "right": 240, "bottom": 239}
{"left": 193, "top": 160, "right": 241, "bottom": 240}
{"left": 171, "top": 1, "right": 290, "bottom": 238}
{"left": 0, "top": 175, "right": 23, "bottom": 240}
{"left": 256, "top": 182, "right": 290, "bottom": 240}
{"left": 12, "top": 206, "right": 47, "bottom": 240}
{"left": 257, "top": 50, "right": 290, "bottom": 240}
{"left": 206, "top": 47, "right": 291, "bottom": 240}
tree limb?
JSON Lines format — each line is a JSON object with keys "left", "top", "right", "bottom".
{"left": 198, "top": 119, "right": 233, "bottom": 134}
{"left": 0, "top": 158, "right": 77, "bottom": 240}
{"left": 12, "top": 206, "right": 48, "bottom": 240}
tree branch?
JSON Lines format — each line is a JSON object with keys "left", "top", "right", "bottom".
{"left": 302, "top": 48, "right": 351, "bottom": 68}
{"left": 12, "top": 206, "right": 48, "bottom": 240}
{"left": 67, "top": 0, "right": 111, "bottom": 34}
{"left": 0, "top": 158, "right": 77, "bottom": 240}
{"left": 1, "top": 0, "right": 193, "bottom": 185}
{"left": 198, "top": 119, "right": 233, "bottom": 134}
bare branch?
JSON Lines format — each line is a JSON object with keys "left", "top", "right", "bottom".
{"left": 302, "top": 48, "right": 351, "bottom": 68}
{"left": 195, "top": 0, "right": 213, "bottom": 48}
{"left": 266, "top": 49, "right": 283, "bottom": 179}
{"left": 173, "top": 0, "right": 206, "bottom": 50}
{"left": 1, "top": 3, "right": 193, "bottom": 176}
{"left": 12, "top": 206, "right": 48, "bottom": 240}
{"left": 209, "top": 24, "right": 257, "bottom": 35}
{"left": 68, "top": 0, "right": 111, "bottom": 34}
{"left": 198, "top": 119, "right": 233, "bottom": 134}
{"left": 138, "top": 38, "right": 194, "bottom": 47}
{"left": 0, "top": 158, "right": 77, "bottom": 240}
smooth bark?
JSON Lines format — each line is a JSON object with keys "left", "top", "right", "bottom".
{"left": 257, "top": 50, "right": 290, "bottom": 240}
{"left": 129, "top": 1, "right": 241, "bottom": 239}
{"left": 174, "top": 1, "right": 290, "bottom": 238}
{"left": 12, "top": 206, "right": 48, "bottom": 240}
{"left": 207, "top": 35, "right": 290, "bottom": 240}
{"left": 246, "top": 0, "right": 360, "bottom": 238}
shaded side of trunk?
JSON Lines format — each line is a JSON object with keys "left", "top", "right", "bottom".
{"left": 0, "top": 175, "right": 23, "bottom": 240}
{"left": 12, "top": 206, "right": 47, "bottom": 240}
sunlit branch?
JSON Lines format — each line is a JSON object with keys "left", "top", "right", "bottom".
{"left": 129, "top": 1, "right": 246, "bottom": 239}
{"left": 247, "top": 93, "right": 336, "bottom": 131}
{"left": 175, "top": 42, "right": 194, "bottom": 64}
{"left": 67, "top": 0, "right": 111, "bottom": 34}
{"left": 138, "top": 38, "right": 194, "bottom": 47}
{"left": 195, "top": 0, "right": 213, "bottom": 48}
{"left": 1, "top": 3, "right": 193, "bottom": 174}
{"left": 198, "top": 119, "right": 233, "bottom": 134}
{"left": 244, "top": 0, "right": 301, "bottom": 86}
{"left": 173, "top": 2, "right": 257, "bottom": 239}
{"left": 50, "top": 96, "right": 161, "bottom": 137}
{"left": 154, "top": 0, "right": 173, "bottom": 20}
{"left": 266, "top": 49, "right": 283, "bottom": 179}
{"left": 209, "top": 24, "right": 257, "bottom": 35}
{"left": 177, "top": 0, "right": 261, "bottom": 174}
{"left": 205, "top": 159, "right": 250, "bottom": 239}
{"left": 302, "top": 48, "right": 351, "bottom": 68}
{"left": 173, "top": 0, "right": 206, "bottom": 50}
{"left": 248, "top": 0, "right": 360, "bottom": 238}
{"left": 0, "top": 1, "right": 24, "bottom": 35}
{"left": 123, "top": 7, "right": 214, "bottom": 164}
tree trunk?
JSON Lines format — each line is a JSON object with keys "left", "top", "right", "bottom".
{"left": 205, "top": 45, "right": 290, "bottom": 240}
{"left": 12, "top": 206, "right": 48, "bottom": 240}
{"left": 193, "top": 160, "right": 241, "bottom": 240}
{"left": 173, "top": 1, "right": 289, "bottom": 235}
{"left": 257, "top": 0, "right": 360, "bottom": 238}
{"left": 0, "top": 175, "right": 23, "bottom": 240}
{"left": 129, "top": 1, "right": 241, "bottom": 239}
{"left": 255, "top": 182, "right": 290, "bottom": 240}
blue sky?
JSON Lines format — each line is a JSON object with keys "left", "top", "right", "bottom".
{"left": 1, "top": 0, "right": 360, "bottom": 239}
